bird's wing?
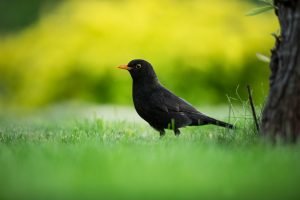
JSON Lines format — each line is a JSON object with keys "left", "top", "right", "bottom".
{"left": 148, "top": 86, "right": 233, "bottom": 128}
{"left": 150, "top": 86, "right": 200, "bottom": 115}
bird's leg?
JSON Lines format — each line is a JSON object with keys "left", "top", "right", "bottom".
{"left": 174, "top": 128, "right": 181, "bottom": 136}
{"left": 159, "top": 130, "right": 166, "bottom": 137}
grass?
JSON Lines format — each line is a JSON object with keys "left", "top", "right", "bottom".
{"left": 0, "top": 105, "right": 300, "bottom": 200}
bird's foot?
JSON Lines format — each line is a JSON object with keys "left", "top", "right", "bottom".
{"left": 159, "top": 130, "right": 166, "bottom": 138}
{"left": 174, "top": 129, "right": 181, "bottom": 136}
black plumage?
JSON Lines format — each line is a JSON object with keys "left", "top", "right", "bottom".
{"left": 118, "top": 59, "right": 234, "bottom": 136}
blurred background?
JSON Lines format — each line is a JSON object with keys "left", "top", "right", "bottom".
{"left": 0, "top": 0, "right": 277, "bottom": 111}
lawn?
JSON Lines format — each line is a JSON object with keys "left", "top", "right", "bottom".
{"left": 0, "top": 105, "right": 299, "bottom": 200}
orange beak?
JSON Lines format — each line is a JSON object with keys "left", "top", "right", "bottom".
{"left": 117, "top": 64, "right": 132, "bottom": 70}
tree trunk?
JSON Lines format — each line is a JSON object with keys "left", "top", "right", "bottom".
{"left": 261, "top": 0, "right": 300, "bottom": 142}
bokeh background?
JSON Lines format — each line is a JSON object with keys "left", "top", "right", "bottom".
{"left": 0, "top": 0, "right": 277, "bottom": 110}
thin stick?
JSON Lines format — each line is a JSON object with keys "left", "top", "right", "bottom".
{"left": 247, "top": 85, "right": 259, "bottom": 132}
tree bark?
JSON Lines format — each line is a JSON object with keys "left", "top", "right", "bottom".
{"left": 261, "top": 0, "right": 300, "bottom": 142}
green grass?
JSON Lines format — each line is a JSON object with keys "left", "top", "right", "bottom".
{"left": 0, "top": 106, "right": 300, "bottom": 200}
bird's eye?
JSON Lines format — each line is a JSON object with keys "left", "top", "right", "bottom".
{"left": 136, "top": 64, "right": 142, "bottom": 69}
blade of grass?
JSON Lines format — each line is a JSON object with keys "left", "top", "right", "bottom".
{"left": 256, "top": 53, "right": 271, "bottom": 63}
{"left": 246, "top": 5, "right": 274, "bottom": 16}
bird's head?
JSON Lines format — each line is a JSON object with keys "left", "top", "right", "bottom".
{"left": 117, "top": 59, "right": 158, "bottom": 83}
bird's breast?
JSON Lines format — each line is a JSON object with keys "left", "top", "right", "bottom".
{"left": 132, "top": 86, "right": 153, "bottom": 118}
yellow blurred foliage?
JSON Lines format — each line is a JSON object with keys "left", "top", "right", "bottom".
{"left": 0, "top": 0, "right": 278, "bottom": 107}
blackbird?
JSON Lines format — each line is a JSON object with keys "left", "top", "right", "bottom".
{"left": 117, "top": 59, "right": 234, "bottom": 136}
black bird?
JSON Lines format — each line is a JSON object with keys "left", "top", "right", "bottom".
{"left": 117, "top": 59, "right": 234, "bottom": 136}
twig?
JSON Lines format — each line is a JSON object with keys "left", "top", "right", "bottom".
{"left": 247, "top": 85, "right": 260, "bottom": 132}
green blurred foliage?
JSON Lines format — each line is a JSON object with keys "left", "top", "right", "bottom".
{"left": 0, "top": 0, "right": 278, "bottom": 108}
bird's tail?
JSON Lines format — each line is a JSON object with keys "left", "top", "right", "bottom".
{"left": 209, "top": 118, "right": 234, "bottom": 129}
{"left": 190, "top": 113, "right": 235, "bottom": 129}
